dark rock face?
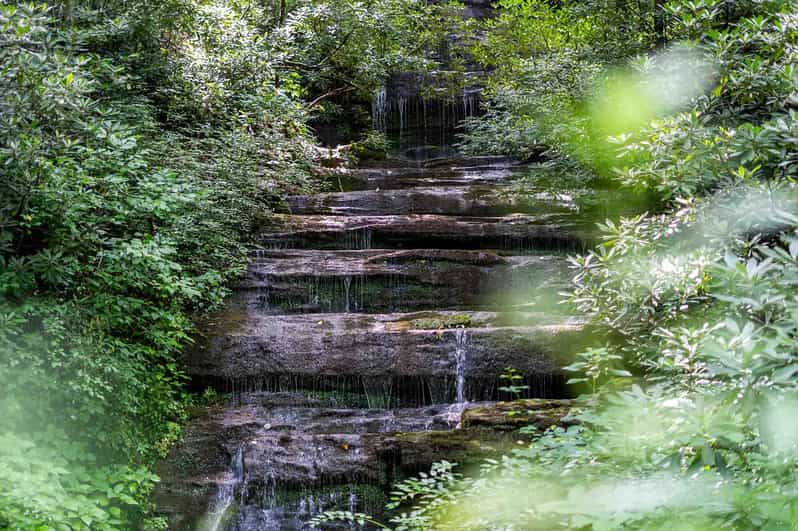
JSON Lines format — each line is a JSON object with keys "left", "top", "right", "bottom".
{"left": 155, "top": 395, "right": 571, "bottom": 530}
{"left": 156, "top": 147, "right": 590, "bottom": 526}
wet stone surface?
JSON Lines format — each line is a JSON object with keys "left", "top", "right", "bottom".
{"left": 318, "top": 156, "right": 520, "bottom": 192}
{"left": 234, "top": 249, "right": 570, "bottom": 313}
{"left": 156, "top": 152, "right": 588, "bottom": 529}
{"left": 287, "top": 185, "right": 577, "bottom": 217}
{"left": 188, "top": 311, "right": 581, "bottom": 391}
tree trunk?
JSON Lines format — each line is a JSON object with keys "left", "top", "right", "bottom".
{"left": 654, "top": 0, "right": 666, "bottom": 46}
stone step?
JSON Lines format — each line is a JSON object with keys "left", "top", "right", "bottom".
{"left": 154, "top": 395, "right": 573, "bottom": 529}
{"left": 287, "top": 185, "right": 576, "bottom": 217}
{"left": 188, "top": 311, "right": 584, "bottom": 404}
{"left": 261, "top": 214, "right": 589, "bottom": 251}
{"left": 236, "top": 249, "right": 569, "bottom": 313}
{"left": 322, "top": 160, "right": 519, "bottom": 191}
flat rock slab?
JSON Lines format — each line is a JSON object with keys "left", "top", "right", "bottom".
{"left": 188, "top": 312, "right": 584, "bottom": 400}
{"left": 340, "top": 157, "right": 519, "bottom": 190}
{"left": 358, "top": 155, "right": 514, "bottom": 170}
{"left": 246, "top": 248, "right": 515, "bottom": 277}
{"left": 287, "top": 186, "right": 576, "bottom": 217}
{"left": 154, "top": 401, "right": 460, "bottom": 529}
{"left": 261, "top": 214, "right": 588, "bottom": 250}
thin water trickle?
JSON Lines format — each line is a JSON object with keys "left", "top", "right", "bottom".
{"left": 343, "top": 275, "right": 352, "bottom": 313}
{"left": 454, "top": 328, "right": 469, "bottom": 404}
{"left": 444, "top": 401, "right": 469, "bottom": 429}
{"left": 347, "top": 488, "right": 358, "bottom": 531}
{"left": 398, "top": 96, "right": 407, "bottom": 131}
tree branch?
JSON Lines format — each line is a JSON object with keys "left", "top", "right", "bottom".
{"left": 305, "top": 86, "right": 357, "bottom": 109}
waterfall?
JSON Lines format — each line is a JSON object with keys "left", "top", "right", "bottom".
{"left": 202, "top": 447, "right": 244, "bottom": 531}
{"left": 371, "top": 79, "right": 481, "bottom": 141}
{"left": 372, "top": 88, "right": 387, "bottom": 131}
{"left": 463, "top": 92, "right": 478, "bottom": 118}
{"left": 345, "top": 228, "right": 372, "bottom": 250}
{"left": 454, "top": 328, "right": 469, "bottom": 403}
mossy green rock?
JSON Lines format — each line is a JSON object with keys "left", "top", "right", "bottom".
{"left": 409, "top": 313, "right": 473, "bottom": 330}
{"left": 351, "top": 142, "right": 387, "bottom": 161}
{"left": 460, "top": 399, "right": 575, "bottom": 432}
{"left": 373, "top": 428, "right": 526, "bottom": 472}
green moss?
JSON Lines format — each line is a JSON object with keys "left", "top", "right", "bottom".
{"left": 351, "top": 142, "right": 388, "bottom": 161}
{"left": 460, "top": 399, "right": 574, "bottom": 431}
{"left": 409, "top": 313, "right": 473, "bottom": 330}
{"left": 350, "top": 130, "right": 389, "bottom": 161}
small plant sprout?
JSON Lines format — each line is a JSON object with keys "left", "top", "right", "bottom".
{"left": 499, "top": 367, "right": 529, "bottom": 400}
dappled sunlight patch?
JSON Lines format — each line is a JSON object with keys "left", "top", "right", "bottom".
{"left": 590, "top": 45, "right": 715, "bottom": 136}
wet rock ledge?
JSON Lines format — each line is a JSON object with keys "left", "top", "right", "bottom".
{"left": 154, "top": 395, "right": 574, "bottom": 530}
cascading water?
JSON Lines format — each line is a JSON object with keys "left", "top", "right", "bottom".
{"left": 157, "top": 152, "right": 582, "bottom": 529}
{"left": 202, "top": 447, "right": 244, "bottom": 531}
{"left": 347, "top": 489, "right": 359, "bottom": 531}
{"left": 372, "top": 71, "right": 484, "bottom": 159}
{"left": 155, "top": 3, "right": 584, "bottom": 528}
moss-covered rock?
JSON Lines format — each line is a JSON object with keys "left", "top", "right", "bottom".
{"left": 460, "top": 399, "right": 575, "bottom": 432}
{"left": 409, "top": 313, "right": 473, "bottom": 330}
{"left": 373, "top": 428, "right": 526, "bottom": 473}
{"left": 350, "top": 141, "right": 388, "bottom": 161}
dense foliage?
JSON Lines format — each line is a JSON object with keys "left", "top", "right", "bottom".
{"left": 6, "top": 0, "right": 798, "bottom": 528}
{"left": 328, "top": 0, "right": 798, "bottom": 529}
{"left": 0, "top": 1, "right": 450, "bottom": 528}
